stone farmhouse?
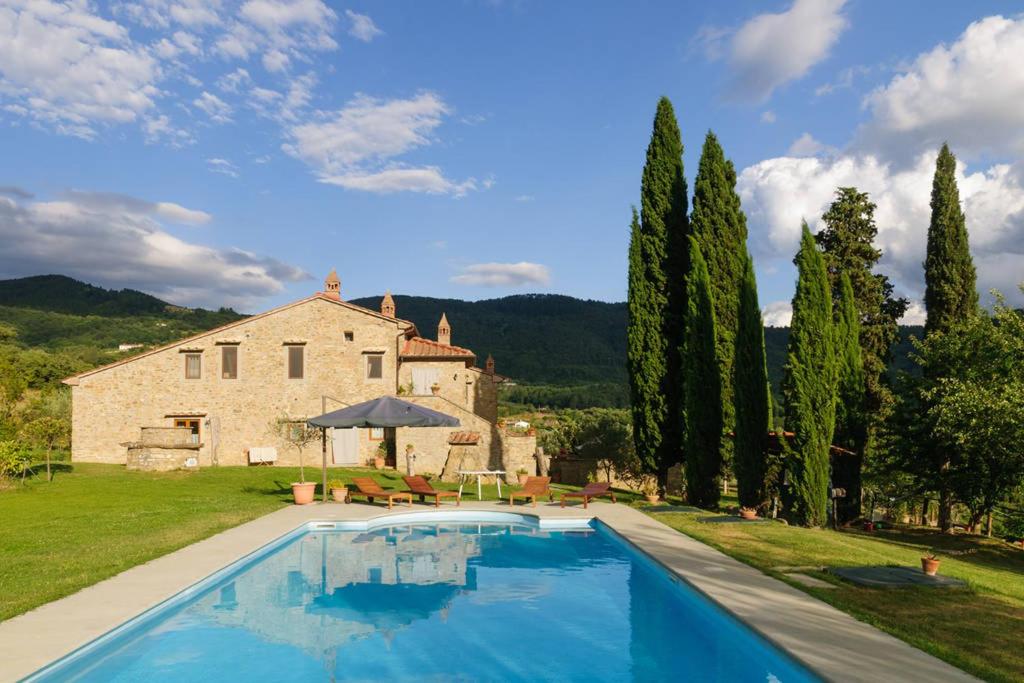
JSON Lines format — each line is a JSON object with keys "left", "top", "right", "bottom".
{"left": 63, "top": 271, "right": 536, "bottom": 480}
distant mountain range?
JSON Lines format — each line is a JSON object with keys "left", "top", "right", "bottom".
{"left": 0, "top": 275, "right": 921, "bottom": 407}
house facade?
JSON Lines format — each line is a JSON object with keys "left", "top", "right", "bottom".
{"left": 63, "top": 272, "right": 536, "bottom": 480}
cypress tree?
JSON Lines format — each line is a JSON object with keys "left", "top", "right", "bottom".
{"left": 733, "top": 254, "right": 772, "bottom": 512}
{"left": 783, "top": 223, "right": 837, "bottom": 527}
{"left": 627, "top": 97, "right": 689, "bottom": 491}
{"left": 690, "top": 131, "right": 748, "bottom": 472}
{"left": 833, "top": 272, "right": 865, "bottom": 523}
{"left": 683, "top": 237, "right": 722, "bottom": 508}
{"left": 923, "top": 143, "right": 978, "bottom": 531}
{"left": 924, "top": 143, "right": 977, "bottom": 334}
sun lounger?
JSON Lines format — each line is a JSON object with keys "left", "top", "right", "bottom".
{"left": 403, "top": 476, "right": 461, "bottom": 507}
{"left": 560, "top": 481, "right": 617, "bottom": 509}
{"left": 349, "top": 477, "right": 413, "bottom": 509}
{"left": 509, "top": 476, "right": 553, "bottom": 507}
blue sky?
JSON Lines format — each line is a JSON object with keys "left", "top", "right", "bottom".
{"left": 2, "top": 1, "right": 1023, "bottom": 322}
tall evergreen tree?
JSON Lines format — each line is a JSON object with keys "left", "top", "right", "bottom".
{"left": 627, "top": 97, "right": 689, "bottom": 491}
{"left": 833, "top": 272, "right": 866, "bottom": 523}
{"left": 683, "top": 238, "right": 722, "bottom": 508}
{"left": 923, "top": 143, "right": 978, "bottom": 531}
{"left": 733, "top": 254, "right": 772, "bottom": 512}
{"left": 783, "top": 223, "right": 837, "bottom": 527}
{"left": 924, "top": 143, "right": 977, "bottom": 334}
{"left": 690, "top": 131, "right": 748, "bottom": 471}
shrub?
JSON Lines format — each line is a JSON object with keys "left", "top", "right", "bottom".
{"left": 0, "top": 440, "right": 32, "bottom": 482}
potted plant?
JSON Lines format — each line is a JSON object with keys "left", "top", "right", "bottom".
{"left": 921, "top": 552, "right": 941, "bottom": 576}
{"left": 739, "top": 507, "right": 758, "bottom": 520}
{"left": 270, "top": 415, "right": 319, "bottom": 505}
{"left": 516, "top": 467, "right": 529, "bottom": 485}
{"left": 328, "top": 479, "right": 348, "bottom": 503}
{"left": 374, "top": 442, "right": 387, "bottom": 469}
{"left": 641, "top": 480, "right": 660, "bottom": 504}
{"left": 430, "top": 382, "right": 441, "bottom": 396}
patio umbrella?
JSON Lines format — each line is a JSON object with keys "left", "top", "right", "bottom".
{"left": 307, "top": 396, "right": 461, "bottom": 502}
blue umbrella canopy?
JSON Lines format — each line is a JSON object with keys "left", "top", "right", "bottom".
{"left": 307, "top": 395, "right": 460, "bottom": 429}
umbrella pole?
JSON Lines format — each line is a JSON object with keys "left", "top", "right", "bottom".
{"left": 321, "top": 427, "right": 328, "bottom": 503}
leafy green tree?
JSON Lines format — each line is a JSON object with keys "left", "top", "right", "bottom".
{"left": 683, "top": 238, "right": 723, "bottom": 508}
{"left": 269, "top": 416, "right": 320, "bottom": 484}
{"left": 922, "top": 143, "right": 978, "bottom": 531}
{"left": 627, "top": 97, "right": 689, "bottom": 492}
{"left": 20, "top": 416, "right": 70, "bottom": 482}
{"left": 815, "top": 188, "right": 906, "bottom": 457}
{"left": 574, "top": 408, "right": 638, "bottom": 484}
{"left": 0, "top": 440, "right": 32, "bottom": 483}
{"left": 924, "top": 144, "right": 977, "bottom": 336}
{"left": 833, "top": 272, "right": 866, "bottom": 522}
{"left": 783, "top": 224, "right": 837, "bottom": 527}
{"left": 690, "top": 131, "right": 748, "bottom": 470}
{"left": 911, "top": 292, "right": 1023, "bottom": 530}
{"left": 733, "top": 254, "right": 772, "bottom": 511}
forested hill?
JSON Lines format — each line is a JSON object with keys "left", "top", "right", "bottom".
{"left": 350, "top": 294, "right": 627, "bottom": 385}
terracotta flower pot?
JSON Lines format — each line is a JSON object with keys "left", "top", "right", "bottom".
{"left": 645, "top": 494, "right": 660, "bottom": 504}
{"left": 291, "top": 482, "right": 316, "bottom": 505}
{"left": 330, "top": 487, "right": 348, "bottom": 503}
{"left": 518, "top": 473, "right": 530, "bottom": 485}
{"left": 739, "top": 508, "right": 758, "bottom": 520}
{"left": 374, "top": 457, "right": 385, "bottom": 470}
{"left": 921, "top": 557, "right": 940, "bottom": 576}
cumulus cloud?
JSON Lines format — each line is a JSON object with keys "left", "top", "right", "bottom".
{"left": 0, "top": 188, "right": 307, "bottom": 308}
{"left": 283, "top": 92, "right": 481, "bottom": 196}
{"left": 451, "top": 262, "right": 551, "bottom": 288}
{"left": 786, "top": 132, "right": 834, "bottom": 157}
{"left": 858, "top": 15, "right": 1024, "bottom": 162}
{"left": 192, "top": 91, "right": 233, "bottom": 123}
{"left": 737, "top": 152, "right": 1024, "bottom": 305}
{"left": 761, "top": 300, "right": 792, "bottom": 327}
{"left": 345, "top": 10, "right": 382, "bottom": 42}
{"left": 700, "top": 0, "right": 848, "bottom": 102}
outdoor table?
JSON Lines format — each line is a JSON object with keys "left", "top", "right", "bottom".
{"left": 457, "top": 470, "right": 506, "bottom": 500}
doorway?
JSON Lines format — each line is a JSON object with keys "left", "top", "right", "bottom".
{"left": 173, "top": 418, "right": 200, "bottom": 444}
{"left": 384, "top": 427, "right": 397, "bottom": 468}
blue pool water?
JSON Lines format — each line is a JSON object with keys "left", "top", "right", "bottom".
{"left": 31, "top": 519, "right": 818, "bottom": 682}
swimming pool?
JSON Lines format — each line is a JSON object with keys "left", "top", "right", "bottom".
{"left": 28, "top": 514, "right": 818, "bottom": 682}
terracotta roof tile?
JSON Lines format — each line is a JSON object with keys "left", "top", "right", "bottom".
{"left": 448, "top": 431, "right": 481, "bottom": 445}
{"left": 400, "top": 336, "right": 475, "bottom": 359}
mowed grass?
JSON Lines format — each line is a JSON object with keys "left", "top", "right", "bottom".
{"left": 0, "top": 463, "right": 545, "bottom": 622}
{"left": 644, "top": 507, "right": 1024, "bottom": 683}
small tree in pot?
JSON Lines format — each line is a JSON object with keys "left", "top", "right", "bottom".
{"left": 270, "top": 415, "right": 319, "bottom": 504}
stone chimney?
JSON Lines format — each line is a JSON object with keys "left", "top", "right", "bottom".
{"left": 381, "top": 291, "right": 395, "bottom": 317}
{"left": 437, "top": 313, "right": 451, "bottom": 346}
{"left": 485, "top": 354, "right": 495, "bottom": 375}
{"left": 323, "top": 269, "right": 341, "bottom": 300}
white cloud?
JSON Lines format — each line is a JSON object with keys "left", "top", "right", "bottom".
{"left": 859, "top": 15, "right": 1024, "bottom": 162}
{"left": 320, "top": 167, "right": 478, "bottom": 197}
{"left": 345, "top": 10, "right": 382, "bottom": 42}
{"left": 786, "top": 132, "right": 834, "bottom": 157}
{"left": 814, "top": 64, "right": 870, "bottom": 97}
{"left": 900, "top": 301, "right": 926, "bottom": 326}
{"left": 0, "top": 0, "right": 161, "bottom": 137}
{"left": 761, "top": 300, "right": 792, "bottom": 327}
{"left": 220, "top": 0, "right": 338, "bottom": 68}
{"left": 737, "top": 152, "right": 1024, "bottom": 305}
{"left": 193, "top": 91, "right": 233, "bottom": 123}
{"left": 703, "top": 0, "right": 848, "bottom": 102}
{"left": 760, "top": 110, "right": 776, "bottom": 124}
{"left": 207, "top": 157, "right": 240, "bottom": 177}
{"left": 284, "top": 92, "right": 479, "bottom": 196}
{"left": 451, "top": 262, "right": 551, "bottom": 288}
{"left": 261, "top": 49, "right": 289, "bottom": 73}
{"left": 216, "top": 67, "right": 251, "bottom": 93}
{"left": 142, "top": 114, "right": 194, "bottom": 146}
{"left": 0, "top": 188, "right": 306, "bottom": 308}
{"left": 514, "top": 194, "right": 535, "bottom": 202}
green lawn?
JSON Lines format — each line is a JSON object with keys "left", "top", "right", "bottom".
{"left": 0, "top": 463, "right": 543, "bottom": 622}
{"left": 642, "top": 505, "right": 1024, "bottom": 683}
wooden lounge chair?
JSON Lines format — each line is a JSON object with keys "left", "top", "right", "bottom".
{"left": 561, "top": 482, "right": 617, "bottom": 509}
{"left": 403, "top": 476, "right": 461, "bottom": 507}
{"left": 349, "top": 477, "right": 413, "bottom": 510}
{"left": 509, "top": 476, "right": 553, "bottom": 507}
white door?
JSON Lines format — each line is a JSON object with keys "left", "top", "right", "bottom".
{"left": 331, "top": 428, "right": 360, "bottom": 465}
{"left": 412, "top": 367, "right": 440, "bottom": 395}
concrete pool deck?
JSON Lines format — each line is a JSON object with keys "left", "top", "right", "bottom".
{"left": 1, "top": 501, "right": 976, "bottom": 682}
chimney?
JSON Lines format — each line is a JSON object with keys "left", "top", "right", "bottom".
{"left": 437, "top": 313, "right": 451, "bottom": 346}
{"left": 485, "top": 354, "right": 495, "bottom": 375}
{"left": 323, "top": 269, "right": 340, "bottom": 300}
{"left": 381, "top": 291, "right": 396, "bottom": 317}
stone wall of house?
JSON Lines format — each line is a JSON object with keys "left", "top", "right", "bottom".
{"left": 396, "top": 362, "right": 499, "bottom": 423}
{"left": 124, "top": 426, "right": 201, "bottom": 472}
{"left": 70, "top": 296, "right": 410, "bottom": 466}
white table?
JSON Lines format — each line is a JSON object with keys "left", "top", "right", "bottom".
{"left": 457, "top": 470, "right": 506, "bottom": 499}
